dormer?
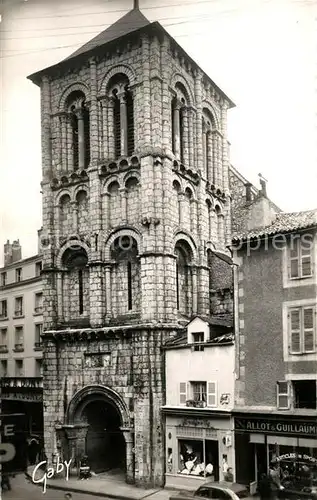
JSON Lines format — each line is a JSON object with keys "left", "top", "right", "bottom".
{"left": 187, "top": 317, "right": 210, "bottom": 346}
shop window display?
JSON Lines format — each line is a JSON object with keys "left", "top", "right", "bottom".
{"left": 177, "top": 440, "right": 219, "bottom": 480}
{"left": 269, "top": 444, "right": 317, "bottom": 494}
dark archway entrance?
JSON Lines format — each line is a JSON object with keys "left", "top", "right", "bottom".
{"left": 82, "top": 399, "right": 126, "bottom": 473}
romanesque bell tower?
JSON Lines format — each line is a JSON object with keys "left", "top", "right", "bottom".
{"left": 28, "top": 0, "right": 234, "bottom": 487}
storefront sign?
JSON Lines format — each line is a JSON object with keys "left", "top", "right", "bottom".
{"left": 271, "top": 454, "right": 317, "bottom": 464}
{"left": 181, "top": 418, "right": 216, "bottom": 429}
{"left": 235, "top": 417, "right": 317, "bottom": 437}
{"left": 0, "top": 378, "right": 42, "bottom": 389}
{"left": 2, "top": 392, "right": 43, "bottom": 402}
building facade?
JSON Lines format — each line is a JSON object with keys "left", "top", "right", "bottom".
{"left": 232, "top": 190, "right": 317, "bottom": 491}
{"left": 28, "top": 4, "right": 234, "bottom": 487}
{"left": 163, "top": 316, "right": 235, "bottom": 490}
{"left": 0, "top": 239, "right": 43, "bottom": 439}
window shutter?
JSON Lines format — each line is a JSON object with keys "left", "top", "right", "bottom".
{"left": 207, "top": 381, "right": 217, "bottom": 407}
{"left": 179, "top": 382, "right": 187, "bottom": 405}
{"left": 289, "top": 240, "right": 299, "bottom": 278}
{"left": 289, "top": 309, "right": 301, "bottom": 353}
{"left": 277, "top": 381, "right": 290, "bottom": 409}
{"left": 303, "top": 308, "right": 314, "bottom": 352}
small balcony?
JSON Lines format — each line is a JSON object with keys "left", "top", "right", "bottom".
{"left": 34, "top": 342, "right": 43, "bottom": 351}
{"left": 0, "top": 344, "right": 8, "bottom": 353}
{"left": 185, "top": 399, "right": 207, "bottom": 408}
{"left": 13, "top": 343, "right": 24, "bottom": 352}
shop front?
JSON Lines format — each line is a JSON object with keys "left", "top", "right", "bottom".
{"left": 234, "top": 412, "right": 317, "bottom": 494}
{"left": 163, "top": 409, "right": 235, "bottom": 490}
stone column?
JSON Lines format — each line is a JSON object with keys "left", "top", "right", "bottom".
{"left": 76, "top": 109, "right": 85, "bottom": 169}
{"left": 66, "top": 114, "right": 73, "bottom": 172}
{"left": 107, "top": 98, "right": 115, "bottom": 159}
{"left": 178, "top": 192, "right": 185, "bottom": 226}
{"left": 71, "top": 201, "right": 78, "bottom": 233}
{"left": 194, "top": 71, "right": 203, "bottom": 173}
{"left": 105, "top": 264, "right": 112, "bottom": 319}
{"left": 74, "top": 424, "right": 90, "bottom": 462}
{"left": 119, "top": 92, "right": 128, "bottom": 156}
{"left": 60, "top": 114, "right": 68, "bottom": 172}
{"left": 181, "top": 106, "right": 189, "bottom": 165}
{"left": 89, "top": 57, "right": 98, "bottom": 164}
{"left": 192, "top": 267, "right": 198, "bottom": 315}
{"left": 172, "top": 100, "right": 181, "bottom": 158}
{"left": 102, "top": 192, "right": 111, "bottom": 231}
{"left": 206, "top": 130, "right": 213, "bottom": 183}
{"left": 56, "top": 271, "right": 64, "bottom": 322}
{"left": 142, "top": 34, "right": 151, "bottom": 148}
{"left": 41, "top": 75, "right": 52, "bottom": 181}
{"left": 188, "top": 107, "right": 195, "bottom": 169}
{"left": 120, "top": 187, "right": 127, "bottom": 223}
{"left": 190, "top": 198, "right": 198, "bottom": 236}
{"left": 121, "top": 428, "right": 134, "bottom": 484}
{"left": 221, "top": 103, "right": 229, "bottom": 193}
{"left": 202, "top": 121, "right": 207, "bottom": 179}
{"left": 100, "top": 97, "right": 108, "bottom": 159}
{"left": 160, "top": 37, "right": 172, "bottom": 155}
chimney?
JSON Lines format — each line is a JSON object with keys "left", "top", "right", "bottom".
{"left": 258, "top": 173, "right": 267, "bottom": 198}
{"left": 11, "top": 240, "right": 22, "bottom": 263}
{"left": 245, "top": 183, "right": 252, "bottom": 202}
{"left": 246, "top": 197, "right": 275, "bottom": 231}
{"left": 4, "top": 240, "right": 13, "bottom": 266}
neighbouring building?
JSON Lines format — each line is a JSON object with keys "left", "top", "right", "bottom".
{"left": 162, "top": 316, "right": 235, "bottom": 490}
{"left": 0, "top": 239, "right": 43, "bottom": 440}
{"left": 231, "top": 184, "right": 317, "bottom": 491}
{"left": 27, "top": 1, "right": 235, "bottom": 487}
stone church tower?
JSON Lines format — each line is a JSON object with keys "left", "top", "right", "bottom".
{"left": 28, "top": 1, "right": 234, "bottom": 487}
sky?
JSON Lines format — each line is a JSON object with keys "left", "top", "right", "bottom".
{"left": 0, "top": 0, "right": 316, "bottom": 264}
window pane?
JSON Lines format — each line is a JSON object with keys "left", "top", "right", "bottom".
{"left": 278, "top": 395, "right": 289, "bottom": 409}
{"left": 290, "top": 259, "right": 299, "bottom": 278}
{"left": 278, "top": 382, "right": 288, "bottom": 394}
{"left": 290, "top": 330, "right": 301, "bottom": 353}
{"left": 289, "top": 240, "right": 299, "bottom": 258}
{"left": 304, "top": 331, "right": 314, "bottom": 352}
{"left": 301, "top": 257, "right": 312, "bottom": 276}
{"left": 290, "top": 310, "right": 300, "bottom": 330}
{"left": 304, "top": 308, "right": 313, "bottom": 329}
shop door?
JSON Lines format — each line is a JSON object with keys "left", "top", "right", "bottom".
{"left": 205, "top": 440, "right": 219, "bottom": 481}
{"left": 256, "top": 443, "right": 268, "bottom": 477}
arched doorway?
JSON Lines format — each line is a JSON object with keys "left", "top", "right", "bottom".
{"left": 82, "top": 399, "right": 126, "bottom": 473}
{"left": 66, "top": 386, "right": 132, "bottom": 477}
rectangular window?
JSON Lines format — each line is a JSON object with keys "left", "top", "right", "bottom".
{"left": 34, "top": 324, "right": 43, "bottom": 348}
{"left": 34, "top": 292, "right": 43, "bottom": 313}
{"left": 289, "top": 306, "right": 316, "bottom": 354}
{"left": 192, "top": 382, "right": 207, "bottom": 403}
{"left": 0, "top": 327, "right": 7, "bottom": 346}
{"left": 35, "top": 359, "right": 43, "bottom": 377}
{"left": 277, "top": 381, "right": 291, "bottom": 409}
{"left": 14, "top": 326, "right": 24, "bottom": 350}
{"left": 15, "top": 359, "right": 24, "bottom": 377}
{"left": 0, "top": 299, "right": 7, "bottom": 318}
{"left": 293, "top": 380, "right": 317, "bottom": 409}
{"left": 1, "top": 272, "right": 7, "bottom": 286}
{"left": 35, "top": 261, "right": 42, "bottom": 277}
{"left": 15, "top": 268, "right": 22, "bottom": 282}
{"left": 15, "top": 296, "right": 23, "bottom": 317}
{"left": 0, "top": 359, "right": 7, "bottom": 377}
{"left": 289, "top": 237, "right": 313, "bottom": 279}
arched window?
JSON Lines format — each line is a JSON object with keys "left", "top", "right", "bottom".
{"left": 215, "top": 205, "right": 224, "bottom": 248}
{"left": 107, "top": 74, "right": 134, "bottom": 159}
{"left": 206, "top": 199, "right": 212, "bottom": 241}
{"left": 110, "top": 236, "right": 140, "bottom": 315}
{"left": 108, "top": 181, "right": 121, "bottom": 228}
{"left": 175, "top": 240, "right": 193, "bottom": 317}
{"left": 125, "top": 177, "right": 140, "bottom": 225}
{"left": 66, "top": 91, "right": 90, "bottom": 170}
{"left": 76, "top": 190, "right": 89, "bottom": 234}
{"left": 62, "top": 247, "right": 89, "bottom": 320}
{"left": 172, "top": 180, "right": 181, "bottom": 226}
{"left": 202, "top": 108, "right": 214, "bottom": 182}
{"left": 59, "top": 194, "right": 72, "bottom": 235}
{"left": 171, "top": 83, "right": 189, "bottom": 163}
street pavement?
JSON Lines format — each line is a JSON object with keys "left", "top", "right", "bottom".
{"left": 2, "top": 474, "right": 122, "bottom": 500}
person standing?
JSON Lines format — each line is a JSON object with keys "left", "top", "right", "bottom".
{"left": 258, "top": 473, "right": 272, "bottom": 500}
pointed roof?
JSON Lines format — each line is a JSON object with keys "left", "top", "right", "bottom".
{"left": 63, "top": 8, "right": 150, "bottom": 62}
